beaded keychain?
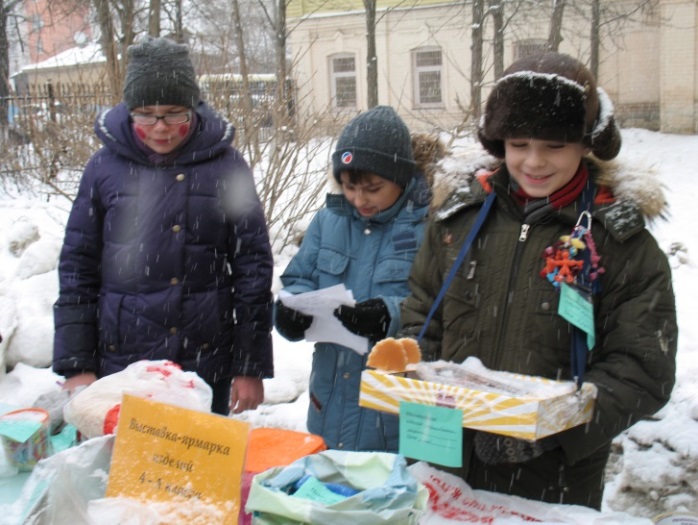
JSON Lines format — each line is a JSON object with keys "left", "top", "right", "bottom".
{"left": 540, "top": 211, "right": 604, "bottom": 293}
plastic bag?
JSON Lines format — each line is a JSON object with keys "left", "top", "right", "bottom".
{"left": 409, "top": 461, "right": 654, "bottom": 525}
{"left": 7, "top": 434, "right": 113, "bottom": 525}
{"left": 245, "top": 450, "right": 427, "bottom": 525}
{"left": 63, "top": 360, "right": 212, "bottom": 439}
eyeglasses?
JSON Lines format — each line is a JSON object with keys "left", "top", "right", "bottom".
{"left": 130, "top": 111, "right": 192, "bottom": 126}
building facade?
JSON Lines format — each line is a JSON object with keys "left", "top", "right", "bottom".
{"left": 10, "top": 0, "right": 93, "bottom": 77}
{"left": 287, "top": 0, "right": 698, "bottom": 134}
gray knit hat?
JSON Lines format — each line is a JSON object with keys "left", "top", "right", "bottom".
{"left": 332, "top": 106, "right": 416, "bottom": 188}
{"left": 478, "top": 52, "right": 621, "bottom": 161}
{"left": 123, "top": 37, "right": 200, "bottom": 110}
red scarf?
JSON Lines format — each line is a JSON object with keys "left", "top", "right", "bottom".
{"left": 477, "top": 163, "right": 615, "bottom": 217}
{"left": 512, "top": 163, "right": 589, "bottom": 209}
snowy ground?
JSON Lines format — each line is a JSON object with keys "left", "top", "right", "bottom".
{"left": 0, "top": 128, "right": 696, "bottom": 522}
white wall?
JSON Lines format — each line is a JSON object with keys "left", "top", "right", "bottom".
{"left": 289, "top": 0, "right": 696, "bottom": 134}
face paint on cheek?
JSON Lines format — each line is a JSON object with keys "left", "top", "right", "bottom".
{"left": 178, "top": 124, "right": 190, "bottom": 137}
{"left": 134, "top": 126, "right": 147, "bottom": 140}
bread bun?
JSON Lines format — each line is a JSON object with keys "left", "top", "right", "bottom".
{"left": 367, "top": 337, "right": 422, "bottom": 371}
{"left": 401, "top": 338, "right": 422, "bottom": 364}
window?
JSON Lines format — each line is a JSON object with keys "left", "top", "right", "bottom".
{"left": 514, "top": 39, "right": 548, "bottom": 61}
{"left": 330, "top": 54, "right": 357, "bottom": 109}
{"left": 413, "top": 48, "right": 443, "bottom": 107}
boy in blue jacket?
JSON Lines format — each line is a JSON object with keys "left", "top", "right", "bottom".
{"left": 275, "top": 106, "right": 433, "bottom": 451}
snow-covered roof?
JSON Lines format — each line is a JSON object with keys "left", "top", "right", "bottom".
{"left": 20, "top": 43, "right": 105, "bottom": 73}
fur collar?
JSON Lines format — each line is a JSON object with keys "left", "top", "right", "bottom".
{"left": 432, "top": 142, "right": 668, "bottom": 221}
{"left": 593, "top": 158, "right": 667, "bottom": 220}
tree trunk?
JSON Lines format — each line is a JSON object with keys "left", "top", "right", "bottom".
{"left": 119, "top": 0, "right": 137, "bottom": 82}
{"left": 174, "top": 0, "right": 183, "bottom": 42}
{"left": 148, "top": 0, "right": 161, "bottom": 37}
{"left": 94, "top": 0, "right": 122, "bottom": 105}
{"left": 364, "top": 0, "right": 378, "bottom": 108}
{"left": 231, "top": 0, "right": 259, "bottom": 159}
{"left": 0, "top": 0, "right": 13, "bottom": 128}
{"left": 548, "top": 0, "right": 567, "bottom": 52}
{"left": 590, "top": 0, "right": 600, "bottom": 78}
{"left": 489, "top": 0, "right": 504, "bottom": 80}
{"left": 257, "top": 0, "right": 292, "bottom": 126}
{"left": 231, "top": 0, "right": 252, "bottom": 115}
{"left": 273, "top": 0, "right": 292, "bottom": 126}
{"left": 470, "top": 0, "right": 484, "bottom": 119}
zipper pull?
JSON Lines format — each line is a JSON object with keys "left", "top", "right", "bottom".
{"left": 519, "top": 224, "right": 530, "bottom": 242}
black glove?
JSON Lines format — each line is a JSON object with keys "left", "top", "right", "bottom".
{"left": 474, "top": 432, "right": 560, "bottom": 465}
{"left": 333, "top": 298, "right": 391, "bottom": 340}
{"left": 274, "top": 300, "right": 313, "bottom": 341}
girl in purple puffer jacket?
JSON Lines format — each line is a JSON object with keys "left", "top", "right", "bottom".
{"left": 53, "top": 37, "right": 274, "bottom": 415}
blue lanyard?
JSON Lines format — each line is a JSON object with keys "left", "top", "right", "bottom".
{"left": 570, "top": 179, "right": 597, "bottom": 387}
{"left": 417, "top": 191, "right": 496, "bottom": 343}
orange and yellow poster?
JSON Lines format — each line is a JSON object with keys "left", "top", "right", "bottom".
{"left": 107, "top": 394, "right": 249, "bottom": 523}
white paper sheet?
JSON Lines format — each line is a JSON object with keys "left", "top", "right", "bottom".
{"left": 278, "top": 285, "right": 370, "bottom": 355}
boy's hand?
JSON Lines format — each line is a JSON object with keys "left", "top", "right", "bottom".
{"left": 334, "top": 298, "right": 391, "bottom": 340}
{"left": 274, "top": 300, "right": 313, "bottom": 341}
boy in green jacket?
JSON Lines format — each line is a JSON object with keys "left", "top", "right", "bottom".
{"left": 400, "top": 52, "right": 677, "bottom": 508}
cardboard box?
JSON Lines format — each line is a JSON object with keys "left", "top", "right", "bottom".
{"left": 359, "top": 369, "right": 596, "bottom": 440}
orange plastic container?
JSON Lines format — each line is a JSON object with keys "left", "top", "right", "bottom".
{"left": 244, "top": 427, "right": 327, "bottom": 473}
{"left": 240, "top": 428, "right": 326, "bottom": 525}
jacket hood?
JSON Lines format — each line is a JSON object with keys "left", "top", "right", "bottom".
{"left": 94, "top": 101, "right": 236, "bottom": 166}
{"left": 593, "top": 158, "right": 667, "bottom": 220}
{"left": 433, "top": 141, "right": 668, "bottom": 220}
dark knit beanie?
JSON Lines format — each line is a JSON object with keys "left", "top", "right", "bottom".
{"left": 332, "top": 106, "right": 416, "bottom": 188}
{"left": 123, "top": 37, "right": 200, "bottom": 110}
{"left": 478, "top": 52, "right": 621, "bottom": 161}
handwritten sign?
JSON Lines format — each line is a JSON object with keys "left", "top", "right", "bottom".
{"left": 399, "top": 401, "right": 463, "bottom": 467}
{"left": 107, "top": 394, "right": 249, "bottom": 523}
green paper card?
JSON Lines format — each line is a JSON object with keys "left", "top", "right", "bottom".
{"left": 399, "top": 401, "right": 462, "bottom": 467}
{"left": 292, "top": 476, "right": 348, "bottom": 505}
{"left": 559, "top": 282, "right": 595, "bottom": 349}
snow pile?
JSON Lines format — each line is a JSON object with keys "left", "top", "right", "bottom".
{"left": 0, "top": 205, "right": 66, "bottom": 371}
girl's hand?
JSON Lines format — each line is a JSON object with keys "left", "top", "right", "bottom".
{"left": 62, "top": 372, "right": 98, "bottom": 393}
{"left": 230, "top": 376, "right": 264, "bottom": 414}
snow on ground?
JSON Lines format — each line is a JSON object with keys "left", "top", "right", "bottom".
{"left": 0, "top": 128, "right": 696, "bottom": 522}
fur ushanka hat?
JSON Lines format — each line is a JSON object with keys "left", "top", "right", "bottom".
{"left": 478, "top": 52, "right": 622, "bottom": 161}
